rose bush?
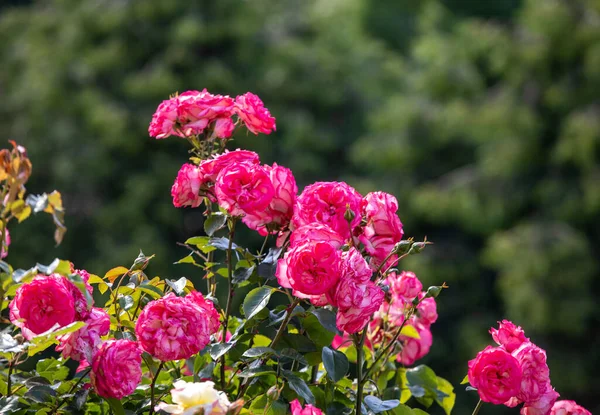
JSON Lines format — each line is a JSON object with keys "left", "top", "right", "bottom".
{"left": 0, "top": 89, "right": 590, "bottom": 415}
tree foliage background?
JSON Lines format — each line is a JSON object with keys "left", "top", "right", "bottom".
{"left": 1, "top": 0, "right": 598, "bottom": 413}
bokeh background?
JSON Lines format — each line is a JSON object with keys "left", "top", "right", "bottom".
{"left": 1, "top": 0, "right": 599, "bottom": 413}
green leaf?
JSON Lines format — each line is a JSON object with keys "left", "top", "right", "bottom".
{"left": 242, "top": 346, "right": 276, "bottom": 358}
{"left": 303, "top": 314, "right": 335, "bottom": 347}
{"left": 204, "top": 213, "right": 227, "bottom": 236}
{"left": 311, "top": 308, "right": 342, "bottom": 335}
{"left": 28, "top": 321, "right": 85, "bottom": 356}
{"left": 283, "top": 370, "right": 315, "bottom": 404}
{"left": 242, "top": 286, "right": 274, "bottom": 320}
{"left": 412, "top": 410, "right": 429, "bottom": 415}
{"left": 174, "top": 255, "right": 197, "bottom": 265}
{"left": 24, "top": 385, "right": 56, "bottom": 403}
{"left": 118, "top": 295, "right": 134, "bottom": 311}
{"left": 105, "top": 397, "right": 125, "bottom": 415}
{"left": 138, "top": 282, "right": 163, "bottom": 299}
{"left": 198, "top": 362, "right": 216, "bottom": 380}
{"left": 400, "top": 325, "right": 420, "bottom": 339}
{"left": 406, "top": 365, "right": 438, "bottom": 398}
{"left": 238, "top": 365, "right": 277, "bottom": 378}
{"left": 435, "top": 376, "right": 456, "bottom": 415}
{"left": 279, "top": 348, "right": 308, "bottom": 365}
{"left": 392, "top": 404, "right": 415, "bottom": 415}
{"left": 208, "top": 237, "right": 238, "bottom": 251}
{"left": 322, "top": 346, "right": 349, "bottom": 382}
{"left": 36, "top": 358, "right": 69, "bottom": 382}
{"left": 210, "top": 341, "right": 237, "bottom": 360}
{"left": 364, "top": 396, "right": 400, "bottom": 413}
{"left": 0, "top": 396, "right": 20, "bottom": 414}
{"left": 232, "top": 266, "right": 255, "bottom": 284}
{"left": 165, "top": 277, "right": 188, "bottom": 295}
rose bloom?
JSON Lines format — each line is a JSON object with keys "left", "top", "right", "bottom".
{"left": 290, "top": 399, "right": 323, "bottom": 415}
{"left": 234, "top": 92, "right": 276, "bottom": 135}
{"left": 242, "top": 163, "right": 297, "bottom": 235}
{"left": 335, "top": 279, "right": 385, "bottom": 334}
{"left": 551, "top": 400, "right": 591, "bottom": 415}
{"left": 468, "top": 346, "right": 523, "bottom": 405}
{"left": 416, "top": 296, "right": 438, "bottom": 326}
{"left": 359, "top": 191, "right": 404, "bottom": 262}
{"left": 490, "top": 320, "right": 529, "bottom": 353}
{"left": 397, "top": 323, "right": 433, "bottom": 366}
{"left": 56, "top": 307, "right": 110, "bottom": 363}
{"left": 340, "top": 248, "right": 372, "bottom": 283}
{"left": 289, "top": 224, "right": 345, "bottom": 249}
{"left": 200, "top": 150, "right": 260, "bottom": 182}
{"left": 276, "top": 240, "right": 343, "bottom": 296}
{"left": 186, "top": 291, "right": 221, "bottom": 335}
{"left": 177, "top": 90, "right": 234, "bottom": 136}
{"left": 387, "top": 271, "right": 423, "bottom": 300}
{"left": 135, "top": 293, "right": 215, "bottom": 361}
{"left": 172, "top": 163, "right": 209, "bottom": 208}
{"left": 512, "top": 342, "right": 551, "bottom": 404}
{"left": 521, "top": 389, "right": 560, "bottom": 415}
{"left": 212, "top": 117, "right": 235, "bottom": 139}
{"left": 9, "top": 274, "right": 77, "bottom": 340}
{"left": 149, "top": 97, "right": 180, "bottom": 139}
{"left": 90, "top": 340, "right": 142, "bottom": 399}
{"left": 156, "top": 380, "right": 232, "bottom": 415}
{"left": 215, "top": 162, "right": 275, "bottom": 217}
{"left": 292, "top": 181, "right": 363, "bottom": 239}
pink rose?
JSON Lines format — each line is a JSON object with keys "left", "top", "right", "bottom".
{"left": 521, "top": 389, "right": 560, "bottom": 415}
{"left": 289, "top": 224, "right": 345, "bottom": 249}
{"left": 551, "top": 400, "right": 591, "bottom": 415}
{"left": 468, "top": 346, "right": 523, "bottom": 405}
{"left": 1, "top": 228, "right": 10, "bottom": 259}
{"left": 9, "top": 274, "right": 77, "bottom": 340}
{"left": 387, "top": 271, "right": 423, "bottom": 300}
{"left": 340, "top": 248, "right": 372, "bottom": 283}
{"left": 359, "top": 192, "right": 404, "bottom": 262}
{"left": 135, "top": 293, "right": 214, "bottom": 361}
{"left": 149, "top": 97, "right": 180, "bottom": 139}
{"left": 277, "top": 240, "right": 343, "bottom": 296}
{"left": 234, "top": 92, "right": 276, "bottom": 135}
{"left": 416, "top": 297, "right": 438, "bottom": 326}
{"left": 172, "top": 163, "right": 210, "bottom": 208}
{"left": 186, "top": 291, "right": 221, "bottom": 335}
{"left": 397, "top": 323, "right": 433, "bottom": 366}
{"left": 90, "top": 340, "right": 142, "bottom": 399}
{"left": 200, "top": 150, "right": 260, "bottom": 182}
{"left": 490, "top": 320, "right": 529, "bottom": 353}
{"left": 512, "top": 343, "right": 551, "bottom": 404}
{"left": 292, "top": 181, "right": 363, "bottom": 239}
{"left": 178, "top": 90, "right": 234, "bottom": 136}
{"left": 290, "top": 399, "right": 323, "bottom": 415}
{"left": 215, "top": 162, "right": 275, "bottom": 217}
{"left": 56, "top": 307, "right": 110, "bottom": 363}
{"left": 212, "top": 117, "right": 235, "bottom": 139}
{"left": 242, "top": 163, "right": 297, "bottom": 235}
{"left": 335, "top": 280, "right": 384, "bottom": 334}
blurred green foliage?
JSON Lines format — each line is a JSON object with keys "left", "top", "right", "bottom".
{"left": 0, "top": 0, "right": 598, "bottom": 413}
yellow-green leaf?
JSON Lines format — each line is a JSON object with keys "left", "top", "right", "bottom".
{"left": 104, "top": 266, "right": 129, "bottom": 283}
{"left": 400, "top": 325, "right": 420, "bottom": 339}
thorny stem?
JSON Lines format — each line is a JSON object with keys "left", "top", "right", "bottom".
{"left": 472, "top": 399, "right": 484, "bottom": 415}
{"left": 355, "top": 330, "right": 367, "bottom": 415}
{"left": 220, "top": 219, "right": 236, "bottom": 389}
{"left": 149, "top": 362, "right": 165, "bottom": 415}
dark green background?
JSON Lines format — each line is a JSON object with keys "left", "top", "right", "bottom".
{"left": 1, "top": 0, "right": 598, "bottom": 413}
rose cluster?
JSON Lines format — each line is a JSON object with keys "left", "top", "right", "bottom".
{"left": 276, "top": 184, "right": 405, "bottom": 334}
{"left": 468, "top": 320, "right": 589, "bottom": 415}
{"left": 149, "top": 89, "right": 275, "bottom": 139}
{"left": 172, "top": 149, "right": 298, "bottom": 237}
{"left": 368, "top": 271, "right": 437, "bottom": 365}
